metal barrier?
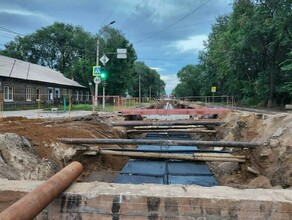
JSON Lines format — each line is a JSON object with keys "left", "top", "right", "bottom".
{"left": 0, "top": 92, "right": 159, "bottom": 112}
{"left": 177, "top": 95, "right": 235, "bottom": 107}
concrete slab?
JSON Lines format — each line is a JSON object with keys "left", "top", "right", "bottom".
{"left": 0, "top": 180, "right": 291, "bottom": 219}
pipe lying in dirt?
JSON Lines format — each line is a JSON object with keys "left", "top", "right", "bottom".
{"left": 97, "top": 149, "right": 245, "bottom": 162}
{"left": 112, "top": 120, "right": 223, "bottom": 127}
{"left": 127, "top": 129, "right": 216, "bottom": 133}
{"left": 0, "top": 161, "right": 83, "bottom": 220}
{"left": 59, "top": 138, "right": 261, "bottom": 148}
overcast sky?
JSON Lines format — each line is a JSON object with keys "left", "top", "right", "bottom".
{"left": 0, "top": 0, "right": 232, "bottom": 94}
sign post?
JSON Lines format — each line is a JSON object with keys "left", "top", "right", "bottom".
{"left": 211, "top": 86, "right": 216, "bottom": 103}
{"left": 99, "top": 54, "right": 109, "bottom": 110}
{"left": 92, "top": 65, "right": 102, "bottom": 110}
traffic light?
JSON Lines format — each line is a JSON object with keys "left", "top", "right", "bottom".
{"left": 100, "top": 68, "right": 108, "bottom": 81}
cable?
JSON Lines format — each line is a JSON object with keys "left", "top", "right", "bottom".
{"left": 0, "top": 26, "right": 24, "bottom": 36}
{"left": 0, "top": 34, "right": 15, "bottom": 39}
{"left": 137, "top": 58, "right": 195, "bottom": 62}
{"left": 101, "top": 0, "right": 121, "bottom": 27}
{"left": 134, "top": 0, "right": 211, "bottom": 44}
{"left": 126, "top": 20, "right": 213, "bottom": 39}
{"left": 119, "top": 0, "right": 145, "bottom": 30}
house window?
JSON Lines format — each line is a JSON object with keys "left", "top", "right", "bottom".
{"left": 36, "top": 88, "right": 41, "bottom": 101}
{"left": 55, "top": 88, "right": 60, "bottom": 98}
{"left": 4, "top": 86, "right": 13, "bottom": 102}
{"left": 26, "top": 87, "right": 32, "bottom": 101}
{"left": 76, "top": 91, "right": 79, "bottom": 101}
{"left": 48, "top": 87, "right": 53, "bottom": 100}
{"left": 86, "top": 91, "right": 90, "bottom": 101}
{"left": 80, "top": 91, "right": 83, "bottom": 101}
{"left": 63, "top": 89, "right": 67, "bottom": 97}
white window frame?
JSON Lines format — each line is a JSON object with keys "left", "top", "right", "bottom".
{"left": 26, "top": 87, "right": 32, "bottom": 101}
{"left": 80, "top": 91, "right": 83, "bottom": 101}
{"left": 86, "top": 91, "right": 90, "bottom": 101}
{"left": 76, "top": 91, "right": 79, "bottom": 101}
{"left": 48, "top": 87, "right": 53, "bottom": 101}
{"left": 4, "top": 85, "right": 13, "bottom": 102}
{"left": 55, "top": 88, "right": 60, "bottom": 98}
{"left": 36, "top": 88, "right": 41, "bottom": 101}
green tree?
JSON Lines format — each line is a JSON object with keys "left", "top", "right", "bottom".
{"left": 131, "top": 61, "right": 165, "bottom": 98}
{"left": 97, "top": 27, "right": 137, "bottom": 96}
{"left": 174, "top": 0, "right": 292, "bottom": 107}
{"left": 173, "top": 64, "right": 203, "bottom": 97}
{"left": 0, "top": 22, "right": 148, "bottom": 96}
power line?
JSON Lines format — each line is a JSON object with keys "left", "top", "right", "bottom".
{"left": 126, "top": 20, "right": 213, "bottom": 39}
{"left": 0, "top": 26, "right": 24, "bottom": 36}
{"left": 0, "top": 34, "right": 14, "bottom": 39}
{"left": 101, "top": 0, "right": 121, "bottom": 27}
{"left": 134, "top": 0, "right": 211, "bottom": 44}
{"left": 138, "top": 57, "right": 195, "bottom": 62}
{"left": 119, "top": 0, "right": 145, "bottom": 30}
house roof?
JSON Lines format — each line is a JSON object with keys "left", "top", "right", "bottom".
{"left": 0, "top": 55, "right": 85, "bottom": 88}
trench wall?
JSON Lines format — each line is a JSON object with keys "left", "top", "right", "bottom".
{"left": 0, "top": 180, "right": 291, "bottom": 219}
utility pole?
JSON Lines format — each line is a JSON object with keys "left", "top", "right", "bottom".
{"left": 102, "top": 81, "right": 106, "bottom": 109}
{"left": 139, "top": 73, "right": 141, "bottom": 103}
{"left": 94, "top": 39, "right": 100, "bottom": 111}
{"left": 149, "top": 86, "right": 151, "bottom": 100}
{"left": 93, "top": 21, "right": 115, "bottom": 112}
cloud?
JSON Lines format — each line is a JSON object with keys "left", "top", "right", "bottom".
{"left": 0, "top": 8, "right": 52, "bottom": 23}
{"left": 160, "top": 73, "right": 179, "bottom": 94}
{"left": 120, "top": 0, "right": 194, "bottom": 25}
{"left": 0, "top": 7, "right": 53, "bottom": 35}
{"left": 141, "top": 1, "right": 179, "bottom": 24}
{"left": 150, "top": 67, "right": 165, "bottom": 72}
{"left": 171, "top": 34, "right": 207, "bottom": 53}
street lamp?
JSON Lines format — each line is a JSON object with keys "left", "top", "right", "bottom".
{"left": 94, "top": 21, "right": 115, "bottom": 111}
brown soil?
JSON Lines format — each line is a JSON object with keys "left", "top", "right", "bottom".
{"left": 0, "top": 114, "right": 129, "bottom": 181}
{"left": 210, "top": 111, "right": 292, "bottom": 189}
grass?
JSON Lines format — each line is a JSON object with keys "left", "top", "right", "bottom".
{"left": 70, "top": 104, "right": 119, "bottom": 112}
{"left": 70, "top": 104, "right": 92, "bottom": 111}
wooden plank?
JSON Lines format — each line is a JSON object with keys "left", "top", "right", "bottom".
{"left": 99, "top": 149, "right": 245, "bottom": 162}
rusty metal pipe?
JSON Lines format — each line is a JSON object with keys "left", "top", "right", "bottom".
{"left": 0, "top": 161, "right": 83, "bottom": 220}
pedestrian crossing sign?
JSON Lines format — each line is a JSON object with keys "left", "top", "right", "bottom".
{"left": 92, "top": 66, "right": 101, "bottom": 76}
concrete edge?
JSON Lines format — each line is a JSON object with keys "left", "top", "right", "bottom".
{"left": 0, "top": 180, "right": 291, "bottom": 203}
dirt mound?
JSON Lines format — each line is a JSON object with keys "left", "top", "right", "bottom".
{"left": 212, "top": 111, "right": 292, "bottom": 188}
{"left": 0, "top": 113, "right": 128, "bottom": 181}
{"left": 0, "top": 133, "right": 57, "bottom": 180}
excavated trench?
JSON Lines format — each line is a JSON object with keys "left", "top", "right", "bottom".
{"left": 0, "top": 102, "right": 291, "bottom": 218}
{"left": 0, "top": 101, "right": 291, "bottom": 189}
{"left": 111, "top": 102, "right": 219, "bottom": 186}
{"left": 74, "top": 101, "right": 292, "bottom": 189}
{"left": 115, "top": 133, "right": 218, "bottom": 186}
